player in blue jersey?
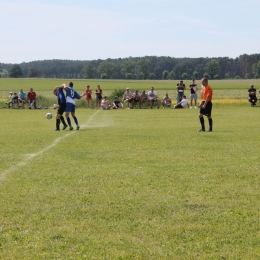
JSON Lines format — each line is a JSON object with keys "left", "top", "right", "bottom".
{"left": 53, "top": 86, "right": 68, "bottom": 131}
{"left": 60, "top": 82, "right": 85, "bottom": 130}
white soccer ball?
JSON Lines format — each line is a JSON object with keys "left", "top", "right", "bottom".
{"left": 46, "top": 113, "right": 53, "bottom": 119}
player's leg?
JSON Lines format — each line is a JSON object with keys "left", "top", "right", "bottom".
{"left": 71, "top": 111, "right": 80, "bottom": 130}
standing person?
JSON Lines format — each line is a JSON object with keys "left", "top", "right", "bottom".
{"left": 95, "top": 85, "right": 102, "bottom": 108}
{"left": 27, "top": 88, "right": 36, "bottom": 109}
{"left": 18, "top": 88, "right": 27, "bottom": 108}
{"left": 176, "top": 80, "right": 185, "bottom": 102}
{"left": 248, "top": 84, "right": 258, "bottom": 107}
{"left": 53, "top": 86, "right": 68, "bottom": 131}
{"left": 189, "top": 79, "right": 198, "bottom": 108}
{"left": 61, "top": 82, "right": 85, "bottom": 130}
{"left": 198, "top": 78, "right": 213, "bottom": 132}
{"left": 85, "top": 85, "right": 94, "bottom": 109}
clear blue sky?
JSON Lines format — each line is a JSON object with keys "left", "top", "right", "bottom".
{"left": 1, "top": 0, "right": 259, "bottom": 63}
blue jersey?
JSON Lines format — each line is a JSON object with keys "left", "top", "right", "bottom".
{"left": 65, "top": 87, "right": 81, "bottom": 105}
{"left": 57, "top": 88, "right": 66, "bottom": 105}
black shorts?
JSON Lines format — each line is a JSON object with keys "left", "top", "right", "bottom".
{"left": 200, "top": 101, "right": 212, "bottom": 116}
{"left": 57, "top": 103, "right": 66, "bottom": 115}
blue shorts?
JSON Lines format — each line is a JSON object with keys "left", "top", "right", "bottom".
{"left": 65, "top": 103, "right": 75, "bottom": 113}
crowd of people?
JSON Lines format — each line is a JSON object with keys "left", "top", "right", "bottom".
{"left": 6, "top": 88, "right": 37, "bottom": 109}
{"left": 83, "top": 80, "right": 200, "bottom": 110}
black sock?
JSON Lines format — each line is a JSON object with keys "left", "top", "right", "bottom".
{"left": 208, "top": 118, "right": 213, "bottom": 130}
{"left": 200, "top": 117, "right": 205, "bottom": 130}
{"left": 60, "top": 115, "right": 66, "bottom": 126}
{"left": 56, "top": 119, "right": 60, "bottom": 130}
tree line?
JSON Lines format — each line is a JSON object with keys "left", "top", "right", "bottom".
{"left": 1, "top": 54, "right": 260, "bottom": 80}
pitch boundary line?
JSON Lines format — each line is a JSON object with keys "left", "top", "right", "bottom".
{"left": 0, "top": 110, "right": 100, "bottom": 183}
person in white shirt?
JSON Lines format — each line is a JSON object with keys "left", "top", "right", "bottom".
{"left": 147, "top": 87, "right": 160, "bottom": 108}
{"left": 174, "top": 95, "right": 189, "bottom": 109}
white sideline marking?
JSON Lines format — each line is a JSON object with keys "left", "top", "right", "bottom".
{"left": 0, "top": 111, "right": 100, "bottom": 182}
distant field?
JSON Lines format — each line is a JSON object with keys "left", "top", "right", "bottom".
{"left": 1, "top": 106, "right": 260, "bottom": 259}
{"left": 1, "top": 78, "right": 260, "bottom": 105}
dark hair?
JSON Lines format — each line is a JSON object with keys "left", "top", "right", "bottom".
{"left": 183, "top": 95, "right": 186, "bottom": 98}
{"left": 69, "top": 82, "right": 73, "bottom": 87}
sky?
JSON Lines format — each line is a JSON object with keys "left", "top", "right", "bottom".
{"left": 1, "top": 0, "right": 259, "bottom": 63}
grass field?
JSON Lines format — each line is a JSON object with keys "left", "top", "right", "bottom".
{"left": 1, "top": 79, "right": 260, "bottom": 259}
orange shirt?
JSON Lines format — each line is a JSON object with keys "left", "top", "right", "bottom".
{"left": 202, "top": 85, "right": 212, "bottom": 101}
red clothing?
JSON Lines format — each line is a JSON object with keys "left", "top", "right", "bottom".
{"left": 27, "top": 91, "right": 36, "bottom": 100}
{"left": 85, "top": 89, "right": 92, "bottom": 100}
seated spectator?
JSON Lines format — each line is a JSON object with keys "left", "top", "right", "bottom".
{"left": 122, "top": 87, "right": 133, "bottom": 109}
{"left": 162, "top": 93, "right": 172, "bottom": 108}
{"left": 6, "top": 92, "right": 13, "bottom": 108}
{"left": 140, "top": 90, "right": 148, "bottom": 108}
{"left": 132, "top": 90, "right": 141, "bottom": 108}
{"left": 18, "top": 88, "right": 27, "bottom": 108}
{"left": 12, "top": 92, "right": 19, "bottom": 108}
{"left": 112, "top": 96, "right": 124, "bottom": 109}
{"left": 148, "top": 87, "right": 160, "bottom": 109}
{"left": 248, "top": 84, "right": 257, "bottom": 106}
{"left": 174, "top": 95, "right": 189, "bottom": 109}
{"left": 27, "top": 88, "right": 37, "bottom": 109}
{"left": 101, "top": 96, "right": 111, "bottom": 110}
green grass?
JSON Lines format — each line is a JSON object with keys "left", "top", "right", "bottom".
{"left": 1, "top": 105, "right": 260, "bottom": 259}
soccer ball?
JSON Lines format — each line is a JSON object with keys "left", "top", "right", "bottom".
{"left": 46, "top": 113, "right": 52, "bottom": 119}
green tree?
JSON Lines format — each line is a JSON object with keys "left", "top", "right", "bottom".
{"left": 121, "top": 60, "right": 135, "bottom": 77}
{"left": 235, "top": 75, "right": 240, "bottom": 79}
{"left": 84, "top": 63, "right": 94, "bottom": 79}
{"left": 101, "top": 73, "right": 108, "bottom": 79}
{"left": 254, "top": 73, "right": 260, "bottom": 79}
{"left": 27, "top": 67, "right": 38, "bottom": 78}
{"left": 182, "top": 72, "right": 189, "bottom": 80}
{"left": 162, "top": 70, "right": 169, "bottom": 80}
{"left": 252, "top": 61, "right": 260, "bottom": 78}
{"left": 97, "top": 60, "right": 117, "bottom": 79}
{"left": 214, "top": 74, "right": 220, "bottom": 79}
{"left": 204, "top": 59, "right": 220, "bottom": 79}
{"left": 0, "top": 65, "right": 2, "bottom": 78}
{"left": 125, "top": 73, "right": 133, "bottom": 79}
{"left": 148, "top": 73, "right": 155, "bottom": 80}
{"left": 9, "top": 64, "right": 23, "bottom": 78}
{"left": 169, "top": 71, "right": 175, "bottom": 80}
{"left": 245, "top": 73, "right": 250, "bottom": 79}
{"left": 136, "top": 72, "right": 145, "bottom": 80}
{"left": 225, "top": 73, "right": 230, "bottom": 79}
{"left": 193, "top": 71, "right": 199, "bottom": 79}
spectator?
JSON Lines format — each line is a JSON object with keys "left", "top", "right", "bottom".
{"left": 189, "top": 79, "right": 198, "bottom": 108}
{"left": 85, "top": 85, "right": 94, "bottom": 109}
{"left": 12, "top": 92, "right": 19, "bottom": 108}
{"left": 174, "top": 95, "right": 189, "bottom": 109}
{"left": 18, "top": 88, "right": 27, "bottom": 108}
{"left": 6, "top": 91, "right": 13, "bottom": 108}
{"left": 176, "top": 80, "right": 186, "bottom": 102}
{"left": 27, "top": 88, "right": 37, "bottom": 109}
{"left": 95, "top": 85, "right": 103, "bottom": 108}
{"left": 147, "top": 87, "right": 160, "bottom": 109}
{"left": 122, "top": 87, "right": 133, "bottom": 109}
{"left": 162, "top": 93, "right": 172, "bottom": 108}
{"left": 132, "top": 90, "right": 141, "bottom": 108}
{"left": 112, "top": 96, "right": 124, "bottom": 109}
{"left": 140, "top": 90, "right": 148, "bottom": 108}
{"left": 248, "top": 84, "right": 257, "bottom": 107}
{"left": 101, "top": 96, "right": 111, "bottom": 110}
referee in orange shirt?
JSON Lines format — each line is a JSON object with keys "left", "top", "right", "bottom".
{"left": 198, "top": 78, "right": 213, "bottom": 132}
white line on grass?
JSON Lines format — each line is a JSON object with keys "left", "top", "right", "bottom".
{"left": 0, "top": 111, "right": 100, "bottom": 183}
